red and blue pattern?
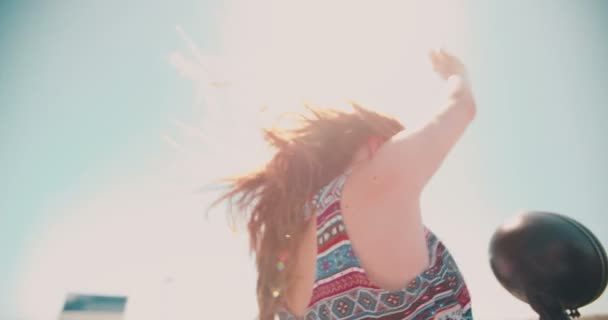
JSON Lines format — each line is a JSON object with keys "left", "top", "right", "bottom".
{"left": 279, "top": 173, "right": 473, "bottom": 320}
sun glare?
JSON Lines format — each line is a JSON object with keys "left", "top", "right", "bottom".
{"left": 173, "top": 0, "right": 471, "bottom": 141}
{"left": 18, "top": 1, "right": 474, "bottom": 319}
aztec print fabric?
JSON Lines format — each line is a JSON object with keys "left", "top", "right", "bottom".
{"left": 277, "top": 172, "right": 473, "bottom": 320}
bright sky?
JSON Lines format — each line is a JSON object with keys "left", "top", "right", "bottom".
{"left": 1, "top": 0, "right": 607, "bottom": 319}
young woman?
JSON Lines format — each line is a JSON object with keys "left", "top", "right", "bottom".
{"left": 213, "top": 50, "right": 476, "bottom": 320}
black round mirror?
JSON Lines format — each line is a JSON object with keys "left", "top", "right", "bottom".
{"left": 489, "top": 211, "right": 607, "bottom": 319}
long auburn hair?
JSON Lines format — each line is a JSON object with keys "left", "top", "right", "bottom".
{"left": 211, "top": 103, "right": 404, "bottom": 319}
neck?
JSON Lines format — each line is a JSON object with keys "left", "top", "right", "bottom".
{"left": 346, "top": 145, "right": 371, "bottom": 172}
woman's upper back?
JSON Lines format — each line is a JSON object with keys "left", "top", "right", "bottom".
{"left": 279, "top": 171, "right": 473, "bottom": 320}
{"left": 277, "top": 78, "right": 476, "bottom": 318}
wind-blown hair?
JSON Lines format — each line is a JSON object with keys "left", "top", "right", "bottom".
{"left": 211, "top": 103, "right": 404, "bottom": 319}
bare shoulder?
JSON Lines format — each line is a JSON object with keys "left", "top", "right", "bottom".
{"left": 340, "top": 161, "right": 429, "bottom": 291}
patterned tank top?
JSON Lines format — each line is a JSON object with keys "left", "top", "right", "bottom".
{"left": 277, "top": 172, "right": 473, "bottom": 320}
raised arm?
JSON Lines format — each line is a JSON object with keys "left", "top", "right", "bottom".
{"left": 370, "top": 50, "right": 477, "bottom": 195}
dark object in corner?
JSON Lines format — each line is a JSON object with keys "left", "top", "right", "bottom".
{"left": 490, "top": 211, "right": 607, "bottom": 320}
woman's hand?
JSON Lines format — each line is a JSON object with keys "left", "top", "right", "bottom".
{"left": 430, "top": 49, "right": 475, "bottom": 109}
{"left": 430, "top": 49, "right": 466, "bottom": 80}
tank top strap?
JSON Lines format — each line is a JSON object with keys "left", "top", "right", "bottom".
{"left": 309, "top": 169, "right": 352, "bottom": 222}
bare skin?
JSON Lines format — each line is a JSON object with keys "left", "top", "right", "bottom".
{"left": 286, "top": 50, "right": 477, "bottom": 316}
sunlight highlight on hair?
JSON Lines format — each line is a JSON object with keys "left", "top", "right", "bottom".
{"left": 168, "top": 0, "right": 471, "bottom": 194}
{"left": 159, "top": 1, "right": 474, "bottom": 318}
